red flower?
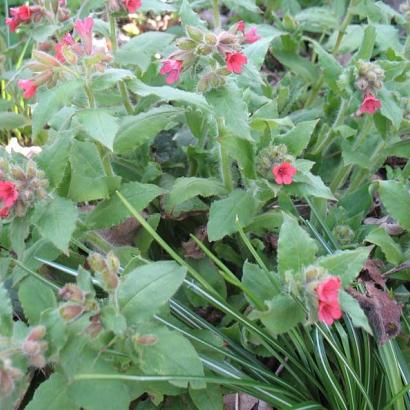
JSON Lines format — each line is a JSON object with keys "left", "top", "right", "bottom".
{"left": 236, "top": 20, "right": 245, "bottom": 33}
{"left": 55, "top": 33, "right": 75, "bottom": 63}
{"left": 11, "top": 5, "right": 31, "bottom": 22}
{"left": 359, "top": 93, "right": 381, "bottom": 115}
{"left": 225, "top": 52, "right": 248, "bottom": 74}
{"left": 5, "top": 17, "right": 19, "bottom": 32}
{"left": 124, "top": 0, "right": 142, "bottom": 13}
{"left": 18, "top": 79, "right": 37, "bottom": 99}
{"left": 74, "top": 17, "right": 93, "bottom": 38}
{"left": 244, "top": 27, "right": 261, "bottom": 44}
{"left": 0, "top": 181, "right": 18, "bottom": 218}
{"left": 74, "top": 17, "right": 94, "bottom": 54}
{"left": 160, "top": 59, "right": 183, "bottom": 85}
{"left": 272, "top": 162, "right": 297, "bottom": 185}
{"left": 316, "top": 276, "right": 342, "bottom": 326}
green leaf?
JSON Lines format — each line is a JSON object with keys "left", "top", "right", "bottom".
{"left": 277, "top": 214, "right": 318, "bottom": 275}
{"left": 317, "top": 247, "right": 371, "bottom": 287}
{"left": 249, "top": 294, "right": 305, "bottom": 335}
{"left": 378, "top": 88, "right": 403, "bottom": 129}
{"left": 9, "top": 215, "right": 30, "bottom": 258}
{"left": 128, "top": 80, "right": 210, "bottom": 111}
{"left": 0, "top": 112, "right": 30, "bottom": 130}
{"left": 366, "top": 227, "right": 403, "bottom": 265}
{"left": 32, "top": 80, "right": 81, "bottom": 138}
{"left": 115, "top": 32, "right": 174, "bottom": 72}
{"left": 26, "top": 373, "right": 77, "bottom": 410}
{"left": 68, "top": 140, "right": 121, "bottom": 202}
{"left": 0, "top": 284, "right": 13, "bottom": 336}
{"left": 169, "top": 177, "right": 227, "bottom": 207}
{"left": 244, "top": 29, "right": 282, "bottom": 69}
{"left": 141, "top": 0, "right": 176, "bottom": 12}
{"left": 114, "top": 106, "right": 182, "bottom": 154}
{"left": 222, "top": 0, "right": 258, "bottom": 13}
{"left": 86, "top": 181, "right": 165, "bottom": 229}
{"left": 242, "top": 262, "right": 278, "bottom": 306}
{"left": 18, "top": 277, "right": 57, "bottom": 323}
{"left": 378, "top": 180, "right": 410, "bottom": 231}
{"left": 76, "top": 109, "right": 119, "bottom": 151}
{"left": 206, "top": 83, "right": 251, "bottom": 141}
{"left": 207, "top": 190, "right": 257, "bottom": 241}
{"left": 179, "top": 0, "right": 207, "bottom": 28}
{"left": 135, "top": 324, "right": 205, "bottom": 388}
{"left": 221, "top": 135, "right": 256, "bottom": 179}
{"left": 311, "top": 41, "right": 342, "bottom": 84}
{"left": 33, "top": 197, "right": 78, "bottom": 253}
{"left": 118, "top": 261, "right": 186, "bottom": 322}
{"left": 92, "top": 69, "right": 135, "bottom": 91}
{"left": 339, "top": 291, "right": 372, "bottom": 334}
{"left": 189, "top": 385, "right": 223, "bottom": 410}
{"left": 295, "top": 7, "right": 338, "bottom": 33}
{"left": 37, "top": 132, "right": 72, "bottom": 188}
{"left": 354, "top": 25, "right": 376, "bottom": 61}
{"left": 276, "top": 120, "right": 318, "bottom": 156}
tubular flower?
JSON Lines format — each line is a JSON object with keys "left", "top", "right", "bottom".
{"left": 316, "top": 276, "right": 342, "bottom": 326}
{"left": 272, "top": 162, "right": 297, "bottom": 185}
{"left": 124, "top": 0, "right": 142, "bottom": 13}
{"left": 0, "top": 181, "right": 19, "bottom": 218}
{"left": 236, "top": 20, "right": 245, "bottom": 33}
{"left": 74, "top": 17, "right": 94, "bottom": 54}
{"left": 225, "top": 52, "right": 248, "bottom": 74}
{"left": 18, "top": 79, "right": 37, "bottom": 99}
{"left": 244, "top": 27, "right": 261, "bottom": 44}
{"left": 359, "top": 93, "right": 381, "bottom": 114}
{"left": 160, "top": 59, "right": 183, "bottom": 84}
{"left": 55, "top": 33, "right": 75, "bottom": 63}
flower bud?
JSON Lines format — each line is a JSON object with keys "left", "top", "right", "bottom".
{"left": 355, "top": 78, "right": 368, "bottom": 91}
{"left": 59, "top": 303, "right": 85, "bottom": 321}
{"left": 0, "top": 359, "right": 22, "bottom": 397}
{"left": 59, "top": 283, "right": 85, "bottom": 302}
{"left": 10, "top": 166, "right": 26, "bottom": 180}
{"left": 29, "top": 354, "right": 46, "bottom": 368}
{"left": 204, "top": 33, "right": 217, "bottom": 45}
{"left": 87, "top": 252, "right": 107, "bottom": 273}
{"left": 26, "top": 161, "right": 37, "bottom": 179}
{"left": 282, "top": 14, "right": 298, "bottom": 31}
{"left": 176, "top": 38, "right": 196, "bottom": 50}
{"left": 196, "top": 44, "right": 213, "bottom": 55}
{"left": 106, "top": 251, "right": 120, "bottom": 276}
{"left": 27, "top": 325, "right": 46, "bottom": 341}
{"left": 332, "top": 225, "right": 354, "bottom": 245}
{"left": 21, "top": 340, "right": 42, "bottom": 357}
{"left": 186, "top": 25, "right": 204, "bottom": 42}
{"left": 32, "top": 50, "right": 60, "bottom": 67}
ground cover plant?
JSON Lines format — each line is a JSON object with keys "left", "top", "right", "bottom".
{"left": 0, "top": 0, "right": 410, "bottom": 409}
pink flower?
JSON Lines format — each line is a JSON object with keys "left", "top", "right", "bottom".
{"left": 359, "top": 93, "right": 381, "bottom": 115}
{"left": 18, "top": 79, "right": 37, "bottom": 99}
{"left": 237, "top": 20, "right": 245, "bottom": 33}
{"left": 11, "top": 5, "right": 31, "bottom": 22}
{"left": 318, "top": 301, "right": 342, "bottom": 326}
{"left": 55, "top": 33, "right": 75, "bottom": 62}
{"left": 124, "top": 0, "right": 142, "bottom": 13}
{"left": 272, "top": 162, "right": 297, "bottom": 185}
{"left": 244, "top": 27, "right": 261, "bottom": 44}
{"left": 74, "top": 17, "right": 94, "bottom": 54}
{"left": 225, "top": 52, "right": 248, "bottom": 74}
{"left": 74, "top": 17, "right": 93, "bottom": 38}
{"left": 160, "top": 59, "right": 183, "bottom": 85}
{"left": 316, "top": 276, "right": 342, "bottom": 326}
{"left": 5, "top": 17, "right": 19, "bottom": 32}
{"left": 0, "top": 181, "right": 18, "bottom": 218}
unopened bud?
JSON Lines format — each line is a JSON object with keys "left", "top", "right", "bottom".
{"left": 10, "top": 166, "right": 26, "bottom": 180}
{"left": 204, "top": 33, "right": 217, "bottom": 46}
{"left": 27, "top": 325, "right": 46, "bottom": 341}
{"left": 21, "top": 340, "right": 42, "bottom": 357}
{"left": 282, "top": 14, "right": 298, "bottom": 31}
{"left": 59, "top": 303, "right": 85, "bottom": 321}
{"left": 28, "top": 354, "right": 46, "bottom": 368}
{"left": 59, "top": 283, "right": 85, "bottom": 302}
{"left": 176, "top": 38, "right": 196, "bottom": 50}
{"left": 197, "top": 44, "right": 213, "bottom": 55}
{"left": 87, "top": 253, "right": 107, "bottom": 273}
{"left": 102, "top": 270, "right": 119, "bottom": 291}
{"left": 26, "top": 161, "right": 37, "bottom": 179}
{"left": 106, "top": 251, "right": 120, "bottom": 275}
{"left": 186, "top": 26, "right": 204, "bottom": 42}
{"left": 355, "top": 78, "right": 368, "bottom": 91}
{"left": 32, "top": 50, "right": 60, "bottom": 67}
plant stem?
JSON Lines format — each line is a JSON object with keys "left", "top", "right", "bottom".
{"left": 330, "top": 114, "right": 373, "bottom": 192}
{"left": 84, "top": 81, "right": 96, "bottom": 108}
{"left": 108, "top": 11, "right": 134, "bottom": 114}
{"left": 217, "top": 119, "right": 233, "bottom": 192}
{"left": 212, "top": 0, "right": 221, "bottom": 30}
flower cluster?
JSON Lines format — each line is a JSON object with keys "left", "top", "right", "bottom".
{"left": 21, "top": 326, "right": 48, "bottom": 368}
{"left": 5, "top": 1, "right": 70, "bottom": 33}
{"left": 355, "top": 60, "right": 384, "bottom": 115}
{"left": 0, "top": 158, "right": 48, "bottom": 218}
{"left": 0, "top": 359, "right": 23, "bottom": 397}
{"left": 19, "top": 17, "right": 111, "bottom": 99}
{"left": 159, "top": 21, "right": 260, "bottom": 89}
{"left": 256, "top": 144, "right": 297, "bottom": 185}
